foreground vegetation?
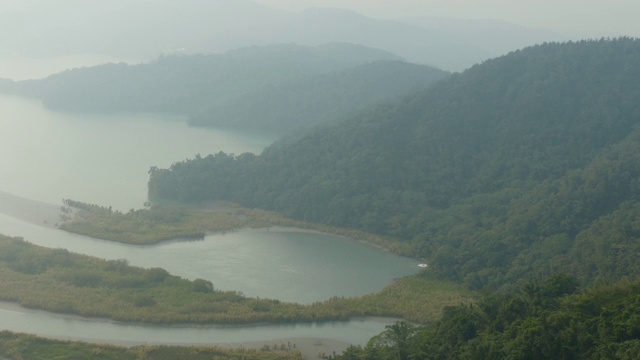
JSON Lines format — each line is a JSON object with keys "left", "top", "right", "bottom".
{"left": 0, "top": 331, "right": 303, "bottom": 360}
{"left": 334, "top": 275, "right": 640, "bottom": 359}
{"left": 0, "top": 234, "right": 472, "bottom": 325}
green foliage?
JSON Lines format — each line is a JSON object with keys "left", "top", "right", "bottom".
{"left": 366, "top": 321, "right": 419, "bottom": 360}
{"left": 189, "top": 60, "right": 448, "bottom": 135}
{"left": 192, "top": 278, "right": 214, "bottom": 293}
{"left": 148, "top": 38, "right": 640, "bottom": 289}
{"left": 60, "top": 199, "right": 413, "bottom": 254}
{"left": 133, "top": 294, "right": 156, "bottom": 307}
{"left": 55, "top": 269, "right": 104, "bottom": 287}
{"left": 146, "top": 267, "right": 170, "bottom": 282}
{"left": 0, "top": 331, "right": 303, "bottom": 360}
{"left": 0, "top": 234, "right": 471, "bottom": 325}
{"left": 59, "top": 200, "right": 229, "bottom": 244}
{"left": 335, "top": 275, "right": 640, "bottom": 359}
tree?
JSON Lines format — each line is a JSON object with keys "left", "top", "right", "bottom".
{"left": 366, "top": 321, "right": 418, "bottom": 360}
{"left": 192, "top": 278, "right": 214, "bottom": 293}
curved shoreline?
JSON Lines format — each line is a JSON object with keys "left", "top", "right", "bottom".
{"left": 0, "top": 193, "right": 389, "bottom": 358}
{"left": 0, "top": 301, "right": 386, "bottom": 358}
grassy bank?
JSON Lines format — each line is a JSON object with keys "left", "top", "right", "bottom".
{"left": 0, "top": 234, "right": 473, "bottom": 325}
{"left": 0, "top": 331, "right": 303, "bottom": 360}
{"left": 59, "top": 200, "right": 413, "bottom": 254}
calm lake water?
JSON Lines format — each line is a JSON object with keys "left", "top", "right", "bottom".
{"left": 0, "top": 214, "right": 419, "bottom": 304}
{"left": 0, "top": 95, "right": 270, "bottom": 211}
{"left": 0, "top": 94, "right": 420, "bottom": 347}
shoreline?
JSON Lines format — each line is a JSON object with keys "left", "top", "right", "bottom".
{"left": 0, "top": 194, "right": 374, "bottom": 358}
{"left": 0, "top": 300, "right": 362, "bottom": 359}
{"left": 19, "top": 333, "right": 351, "bottom": 359}
{"left": 0, "top": 192, "right": 410, "bottom": 259}
{"left": 78, "top": 336, "right": 351, "bottom": 360}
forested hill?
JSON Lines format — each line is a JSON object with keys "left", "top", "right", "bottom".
{"left": 0, "top": 43, "right": 401, "bottom": 114}
{"left": 149, "top": 38, "right": 640, "bottom": 290}
{"left": 0, "top": 43, "right": 449, "bottom": 136}
{"left": 188, "top": 60, "right": 449, "bottom": 134}
{"left": 334, "top": 275, "right": 640, "bottom": 359}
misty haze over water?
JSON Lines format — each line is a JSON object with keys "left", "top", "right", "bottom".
{"left": 0, "top": 95, "right": 271, "bottom": 210}
{"left": 2, "top": 1, "right": 640, "bottom": 358}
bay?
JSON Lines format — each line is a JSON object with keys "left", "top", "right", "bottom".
{"left": 0, "top": 93, "right": 418, "bottom": 350}
{"left": 0, "top": 214, "right": 419, "bottom": 304}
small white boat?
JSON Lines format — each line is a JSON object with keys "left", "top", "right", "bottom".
{"left": 418, "top": 263, "right": 428, "bottom": 268}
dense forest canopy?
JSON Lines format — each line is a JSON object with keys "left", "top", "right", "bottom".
{"left": 149, "top": 38, "right": 640, "bottom": 290}
{"left": 334, "top": 275, "right": 640, "bottom": 359}
{"left": 188, "top": 60, "right": 449, "bottom": 134}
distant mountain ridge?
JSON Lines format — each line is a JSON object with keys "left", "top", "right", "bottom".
{"left": 207, "top": 7, "right": 565, "bottom": 71}
{"left": 148, "top": 38, "right": 640, "bottom": 289}
{"left": 33, "top": 43, "right": 402, "bottom": 114}
{"left": 0, "top": 43, "right": 448, "bottom": 136}
{"left": 399, "top": 16, "right": 564, "bottom": 57}
{"left": 0, "top": 1, "right": 564, "bottom": 71}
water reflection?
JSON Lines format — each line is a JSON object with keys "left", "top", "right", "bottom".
{"left": 0, "top": 214, "right": 419, "bottom": 304}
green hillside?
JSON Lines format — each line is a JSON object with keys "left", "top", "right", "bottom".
{"left": 149, "top": 38, "right": 640, "bottom": 290}
{"left": 334, "top": 275, "right": 640, "bottom": 359}
{"left": 188, "top": 60, "right": 449, "bottom": 134}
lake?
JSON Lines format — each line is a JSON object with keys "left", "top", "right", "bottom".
{"left": 0, "top": 94, "right": 420, "bottom": 348}
{"left": 0, "top": 213, "right": 419, "bottom": 304}
{"left": 0, "top": 95, "right": 271, "bottom": 211}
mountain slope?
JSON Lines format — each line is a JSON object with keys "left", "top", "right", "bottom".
{"left": 149, "top": 38, "right": 640, "bottom": 289}
{"left": 188, "top": 60, "right": 449, "bottom": 134}
{"left": 336, "top": 275, "right": 640, "bottom": 359}
{"left": 234, "top": 7, "right": 491, "bottom": 71}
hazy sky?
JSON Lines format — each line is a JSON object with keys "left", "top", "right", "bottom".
{"left": 0, "top": 0, "right": 638, "bottom": 80}
{"left": 1, "top": 0, "right": 638, "bottom": 37}
{"left": 255, "top": 0, "right": 640, "bottom": 37}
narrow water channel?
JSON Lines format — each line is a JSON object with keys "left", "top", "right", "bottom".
{"left": 0, "top": 301, "right": 396, "bottom": 347}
